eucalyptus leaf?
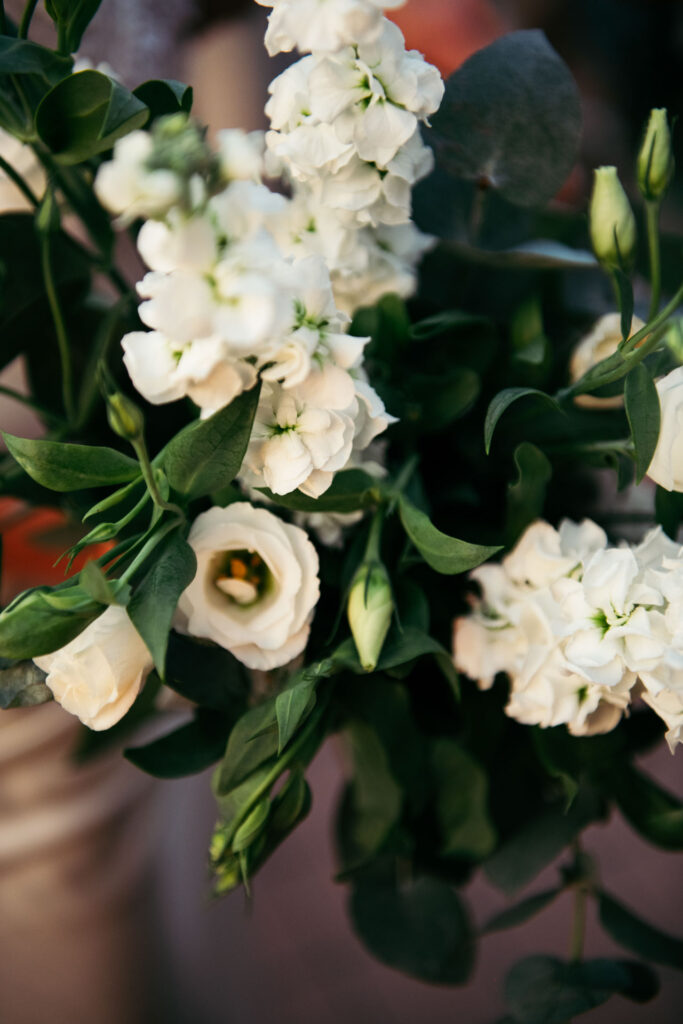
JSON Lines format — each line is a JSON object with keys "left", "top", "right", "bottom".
{"left": 125, "top": 709, "right": 230, "bottom": 778}
{"left": 504, "top": 956, "right": 658, "bottom": 1023}
{"left": 36, "top": 71, "right": 149, "bottom": 164}
{"left": 482, "top": 888, "right": 561, "bottom": 935}
{"left": 399, "top": 495, "right": 501, "bottom": 575}
{"left": 625, "top": 363, "right": 661, "bottom": 483}
{"left": 0, "top": 659, "right": 52, "bottom": 709}
{"left": 2, "top": 433, "right": 140, "bottom": 491}
{"left": 484, "top": 388, "right": 561, "bottom": 455}
{"left": 598, "top": 890, "right": 683, "bottom": 971}
{"left": 0, "top": 37, "right": 72, "bottom": 81}
{"left": 257, "top": 468, "right": 379, "bottom": 513}
{"left": 429, "top": 30, "right": 581, "bottom": 208}
{"left": 133, "top": 79, "right": 193, "bottom": 119}
{"left": 160, "top": 386, "right": 259, "bottom": 499}
{"left": 349, "top": 877, "right": 475, "bottom": 985}
{"left": 432, "top": 738, "right": 496, "bottom": 860}
{"left": 127, "top": 529, "right": 197, "bottom": 676}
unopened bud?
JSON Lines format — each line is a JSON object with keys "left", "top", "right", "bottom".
{"left": 589, "top": 166, "right": 637, "bottom": 270}
{"left": 637, "top": 108, "right": 674, "bottom": 202}
{"left": 347, "top": 563, "right": 393, "bottom": 673}
{"left": 106, "top": 391, "right": 144, "bottom": 442}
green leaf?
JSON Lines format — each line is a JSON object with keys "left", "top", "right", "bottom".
{"left": 399, "top": 496, "right": 501, "bottom": 575}
{"left": 504, "top": 956, "right": 658, "bottom": 1024}
{"left": 161, "top": 386, "right": 260, "bottom": 499}
{"left": 0, "top": 37, "right": 72, "bottom": 81}
{"left": 79, "top": 560, "right": 130, "bottom": 607}
{"left": 133, "top": 79, "right": 193, "bottom": 119}
{"left": 0, "top": 659, "right": 52, "bottom": 709}
{"left": 482, "top": 888, "right": 561, "bottom": 935}
{"left": 125, "top": 709, "right": 230, "bottom": 778}
{"left": 44, "top": 0, "right": 104, "bottom": 53}
{"left": 349, "top": 877, "right": 475, "bottom": 985}
{"left": 506, "top": 442, "right": 552, "bottom": 544}
{"left": 485, "top": 788, "right": 603, "bottom": 894}
{"left": 625, "top": 363, "right": 661, "bottom": 483}
{"left": 213, "top": 700, "right": 278, "bottom": 795}
{"left": 258, "top": 468, "right": 379, "bottom": 513}
{"left": 0, "top": 588, "right": 101, "bottom": 660}
{"left": 613, "top": 267, "right": 634, "bottom": 343}
{"left": 341, "top": 720, "right": 403, "bottom": 868}
{"left": 275, "top": 679, "right": 317, "bottom": 755}
{"left": 410, "top": 310, "right": 490, "bottom": 340}
{"left": 36, "top": 71, "right": 149, "bottom": 164}
{"left": 164, "top": 632, "right": 249, "bottom": 713}
{"left": 410, "top": 368, "right": 481, "bottom": 434}
{"left": 3, "top": 433, "right": 140, "bottom": 491}
{"left": 127, "top": 529, "right": 197, "bottom": 676}
{"left": 484, "top": 387, "right": 561, "bottom": 455}
{"left": 655, "top": 486, "right": 683, "bottom": 540}
{"left": 609, "top": 764, "right": 683, "bottom": 850}
{"left": 598, "top": 890, "right": 683, "bottom": 971}
{"left": 232, "top": 798, "right": 270, "bottom": 853}
{"left": 432, "top": 738, "right": 496, "bottom": 860}
{"left": 429, "top": 30, "right": 581, "bottom": 208}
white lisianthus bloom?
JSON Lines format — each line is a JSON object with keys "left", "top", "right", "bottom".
{"left": 569, "top": 312, "right": 646, "bottom": 409}
{"left": 255, "top": 0, "right": 406, "bottom": 56}
{"left": 646, "top": 365, "right": 683, "bottom": 491}
{"left": 94, "top": 131, "right": 182, "bottom": 224}
{"left": 217, "top": 129, "right": 265, "bottom": 182}
{"left": 177, "top": 504, "right": 320, "bottom": 671}
{"left": 0, "top": 127, "right": 47, "bottom": 212}
{"left": 34, "top": 606, "right": 153, "bottom": 731}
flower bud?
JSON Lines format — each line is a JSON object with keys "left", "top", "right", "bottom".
{"left": 347, "top": 563, "right": 393, "bottom": 672}
{"left": 106, "top": 390, "right": 144, "bottom": 442}
{"left": 637, "top": 108, "right": 674, "bottom": 202}
{"left": 589, "top": 166, "right": 637, "bottom": 270}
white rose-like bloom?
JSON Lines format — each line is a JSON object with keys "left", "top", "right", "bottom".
{"left": 177, "top": 504, "right": 320, "bottom": 670}
{"left": 569, "top": 312, "right": 646, "bottom": 409}
{"left": 256, "top": 0, "right": 406, "bottom": 56}
{"left": 0, "top": 127, "right": 47, "bottom": 212}
{"left": 94, "top": 131, "right": 182, "bottom": 225}
{"left": 33, "top": 606, "right": 153, "bottom": 731}
{"left": 646, "top": 365, "right": 683, "bottom": 491}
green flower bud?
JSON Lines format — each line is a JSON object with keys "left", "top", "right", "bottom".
{"left": 106, "top": 391, "right": 144, "bottom": 442}
{"left": 637, "top": 108, "right": 674, "bottom": 201}
{"left": 347, "top": 563, "right": 393, "bottom": 673}
{"left": 589, "top": 166, "right": 637, "bottom": 270}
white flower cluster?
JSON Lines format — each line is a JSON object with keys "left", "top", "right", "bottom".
{"left": 261, "top": 0, "right": 443, "bottom": 313}
{"left": 454, "top": 519, "right": 683, "bottom": 751}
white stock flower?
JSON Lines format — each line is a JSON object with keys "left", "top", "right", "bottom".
{"left": 646, "top": 365, "right": 683, "bottom": 491}
{"left": 137, "top": 209, "right": 218, "bottom": 273}
{"left": 641, "top": 687, "right": 683, "bottom": 753}
{"left": 34, "top": 606, "right": 153, "bottom": 731}
{"left": 217, "top": 129, "right": 265, "bottom": 181}
{"left": 256, "top": 0, "right": 406, "bottom": 56}
{"left": 177, "top": 503, "right": 320, "bottom": 670}
{"left": 503, "top": 518, "right": 607, "bottom": 590}
{"left": 0, "top": 128, "right": 46, "bottom": 213}
{"left": 94, "top": 131, "right": 182, "bottom": 224}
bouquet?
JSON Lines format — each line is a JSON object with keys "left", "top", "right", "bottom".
{"left": 1, "top": 0, "right": 682, "bottom": 1018}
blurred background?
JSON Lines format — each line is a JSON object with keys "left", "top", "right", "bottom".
{"left": 1, "top": 1, "right": 683, "bottom": 1021}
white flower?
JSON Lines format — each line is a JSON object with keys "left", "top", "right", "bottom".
{"left": 217, "top": 129, "right": 265, "bottom": 182}
{"left": 137, "top": 269, "right": 216, "bottom": 344}
{"left": 122, "top": 331, "right": 257, "bottom": 411}
{"left": 646, "top": 365, "right": 683, "bottom": 491}
{"left": 256, "top": 0, "right": 406, "bottom": 56}
{"left": 503, "top": 518, "right": 607, "bottom": 590}
{"left": 0, "top": 127, "right": 47, "bottom": 213}
{"left": 177, "top": 503, "right": 320, "bottom": 671}
{"left": 94, "top": 131, "right": 182, "bottom": 224}
{"left": 641, "top": 687, "right": 683, "bottom": 753}
{"left": 33, "top": 606, "right": 153, "bottom": 731}
{"left": 137, "top": 209, "right": 218, "bottom": 273}
{"left": 453, "top": 564, "right": 529, "bottom": 689}
{"left": 569, "top": 313, "right": 646, "bottom": 409}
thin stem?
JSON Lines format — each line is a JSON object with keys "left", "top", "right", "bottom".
{"left": 364, "top": 505, "right": 385, "bottom": 563}
{"left": 131, "top": 436, "right": 184, "bottom": 519}
{"left": 119, "top": 518, "right": 180, "bottom": 583}
{"left": 646, "top": 200, "right": 662, "bottom": 321}
{"left": 569, "top": 884, "right": 588, "bottom": 963}
{"left": 18, "top": 0, "right": 39, "bottom": 38}
{"left": 0, "top": 151, "right": 39, "bottom": 206}
{"left": 40, "top": 230, "right": 75, "bottom": 424}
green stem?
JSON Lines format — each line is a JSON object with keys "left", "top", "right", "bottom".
{"left": 40, "top": 230, "right": 75, "bottom": 424}
{"left": 18, "top": 0, "right": 39, "bottom": 38}
{"left": 0, "top": 151, "right": 39, "bottom": 206}
{"left": 364, "top": 505, "right": 385, "bottom": 563}
{"left": 131, "top": 436, "right": 184, "bottom": 519}
{"left": 569, "top": 884, "right": 588, "bottom": 963}
{"left": 646, "top": 200, "right": 662, "bottom": 321}
{"left": 119, "top": 518, "right": 180, "bottom": 584}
